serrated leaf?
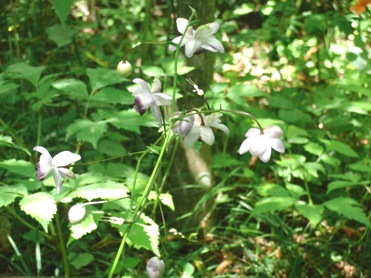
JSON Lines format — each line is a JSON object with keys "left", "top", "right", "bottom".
{"left": 5, "top": 63, "right": 45, "bottom": 87}
{"left": 125, "top": 215, "right": 160, "bottom": 256}
{"left": 46, "top": 24, "right": 76, "bottom": 47}
{"left": 253, "top": 197, "right": 295, "bottom": 214}
{"left": 103, "top": 110, "right": 158, "bottom": 133}
{"left": 19, "top": 192, "right": 57, "bottom": 232}
{"left": 52, "top": 78, "right": 88, "bottom": 99}
{"left": 148, "top": 192, "right": 175, "bottom": 211}
{"left": 228, "top": 84, "right": 266, "bottom": 104}
{"left": 68, "top": 182, "right": 129, "bottom": 201}
{"left": 212, "top": 153, "right": 242, "bottom": 169}
{"left": 90, "top": 87, "right": 133, "bottom": 105}
{"left": 326, "top": 180, "right": 358, "bottom": 194}
{"left": 0, "top": 159, "right": 35, "bottom": 178}
{"left": 69, "top": 253, "right": 94, "bottom": 270}
{"left": 52, "top": 0, "right": 74, "bottom": 23}
{"left": 324, "top": 197, "right": 370, "bottom": 227}
{"left": 86, "top": 68, "right": 125, "bottom": 92}
{"left": 141, "top": 66, "right": 164, "bottom": 77}
{"left": 66, "top": 119, "right": 107, "bottom": 148}
{"left": 69, "top": 214, "right": 98, "bottom": 240}
{"left": 0, "top": 185, "right": 28, "bottom": 207}
{"left": 296, "top": 203, "right": 323, "bottom": 227}
{"left": 304, "top": 142, "right": 324, "bottom": 156}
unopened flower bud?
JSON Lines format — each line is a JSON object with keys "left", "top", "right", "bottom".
{"left": 117, "top": 60, "right": 132, "bottom": 77}
{"left": 68, "top": 204, "right": 86, "bottom": 224}
{"left": 146, "top": 256, "right": 165, "bottom": 278}
{"left": 172, "top": 112, "right": 195, "bottom": 138}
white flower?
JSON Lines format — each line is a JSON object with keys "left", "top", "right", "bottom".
{"left": 132, "top": 78, "right": 172, "bottom": 124}
{"left": 238, "top": 126, "right": 285, "bottom": 163}
{"left": 172, "top": 112, "right": 195, "bottom": 137}
{"left": 33, "top": 146, "right": 81, "bottom": 193}
{"left": 169, "top": 18, "right": 224, "bottom": 58}
{"left": 146, "top": 256, "right": 165, "bottom": 278}
{"left": 183, "top": 112, "right": 229, "bottom": 148}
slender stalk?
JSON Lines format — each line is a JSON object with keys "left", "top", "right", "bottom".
{"left": 54, "top": 212, "right": 69, "bottom": 278}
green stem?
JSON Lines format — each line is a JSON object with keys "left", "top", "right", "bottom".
{"left": 55, "top": 212, "right": 70, "bottom": 278}
{"left": 303, "top": 178, "right": 313, "bottom": 205}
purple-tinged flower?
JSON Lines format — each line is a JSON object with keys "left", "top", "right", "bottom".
{"left": 168, "top": 18, "right": 224, "bottom": 58}
{"left": 33, "top": 146, "right": 81, "bottom": 193}
{"left": 183, "top": 112, "right": 229, "bottom": 148}
{"left": 132, "top": 78, "right": 172, "bottom": 124}
{"left": 238, "top": 126, "right": 285, "bottom": 163}
{"left": 146, "top": 256, "right": 165, "bottom": 278}
{"left": 172, "top": 112, "right": 195, "bottom": 137}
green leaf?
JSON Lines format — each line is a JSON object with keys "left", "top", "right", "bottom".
{"left": 52, "top": 0, "right": 74, "bottom": 23}
{"left": 228, "top": 84, "right": 267, "bottom": 104}
{"left": 52, "top": 78, "right": 88, "bottom": 99}
{"left": 90, "top": 87, "right": 133, "bottom": 105}
{"left": 0, "top": 159, "right": 35, "bottom": 178}
{"left": 141, "top": 66, "right": 164, "bottom": 77}
{"left": 253, "top": 197, "right": 295, "bottom": 214}
{"left": 66, "top": 119, "right": 107, "bottom": 148}
{"left": 46, "top": 24, "right": 76, "bottom": 47}
{"left": 286, "top": 125, "right": 309, "bottom": 144}
{"left": 68, "top": 182, "right": 129, "bottom": 201}
{"left": 87, "top": 68, "right": 125, "bottom": 92}
{"left": 125, "top": 215, "right": 160, "bottom": 256}
{"left": 348, "top": 161, "right": 371, "bottom": 173}
{"left": 103, "top": 110, "right": 158, "bottom": 133}
{"left": 212, "top": 153, "right": 243, "bottom": 169}
{"left": 324, "top": 197, "right": 370, "bottom": 227}
{"left": 304, "top": 142, "right": 324, "bottom": 156}
{"left": 321, "top": 139, "right": 359, "bottom": 158}
{"left": 69, "top": 253, "right": 94, "bottom": 270}
{"left": 326, "top": 180, "right": 358, "bottom": 194}
{"left": 296, "top": 203, "right": 323, "bottom": 227}
{"left": 19, "top": 192, "right": 57, "bottom": 232}
{"left": 0, "top": 185, "right": 28, "bottom": 207}
{"left": 148, "top": 192, "right": 175, "bottom": 211}
{"left": 69, "top": 214, "right": 98, "bottom": 240}
{"left": 5, "top": 63, "right": 46, "bottom": 87}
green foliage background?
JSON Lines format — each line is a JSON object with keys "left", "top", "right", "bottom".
{"left": 0, "top": 0, "right": 370, "bottom": 277}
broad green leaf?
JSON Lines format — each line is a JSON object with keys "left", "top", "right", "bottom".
{"left": 66, "top": 119, "right": 107, "bottom": 148}
{"left": 90, "top": 87, "right": 133, "bottom": 105}
{"left": 46, "top": 24, "right": 76, "bottom": 47}
{"left": 19, "top": 192, "right": 57, "bottom": 232}
{"left": 253, "top": 197, "right": 295, "bottom": 214}
{"left": 5, "top": 63, "right": 45, "bottom": 87}
{"left": 228, "top": 84, "right": 266, "bottom": 104}
{"left": 125, "top": 215, "right": 160, "bottom": 256}
{"left": 324, "top": 197, "right": 370, "bottom": 227}
{"left": 0, "top": 185, "right": 28, "bottom": 207}
{"left": 286, "top": 125, "right": 309, "bottom": 144}
{"left": 148, "top": 192, "right": 175, "bottom": 211}
{"left": 296, "top": 203, "right": 323, "bottom": 227}
{"left": 348, "top": 161, "right": 371, "bottom": 173}
{"left": 212, "top": 153, "right": 243, "bottom": 168}
{"left": 141, "top": 66, "right": 164, "bottom": 77}
{"left": 255, "top": 183, "right": 291, "bottom": 198}
{"left": 326, "top": 180, "right": 358, "bottom": 194}
{"left": 268, "top": 95, "right": 294, "bottom": 109}
{"left": 52, "top": 0, "right": 74, "bottom": 23}
{"left": 279, "top": 109, "right": 313, "bottom": 124}
{"left": 52, "top": 78, "right": 88, "bottom": 99}
{"left": 87, "top": 68, "right": 125, "bottom": 92}
{"left": 68, "top": 182, "right": 129, "bottom": 201}
{"left": 0, "top": 159, "right": 35, "bottom": 178}
{"left": 69, "top": 214, "right": 98, "bottom": 240}
{"left": 304, "top": 142, "right": 324, "bottom": 156}
{"left": 103, "top": 110, "right": 158, "bottom": 133}
{"left": 69, "top": 253, "right": 94, "bottom": 270}
{"left": 321, "top": 139, "right": 359, "bottom": 158}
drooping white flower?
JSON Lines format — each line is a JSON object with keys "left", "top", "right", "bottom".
{"left": 169, "top": 18, "right": 224, "bottom": 58}
{"left": 238, "top": 126, "right": 285, "bottom": 163}
{"left": 146, "top": 256, "right": 165, "bottom": 278}
{"left": 132, "top": 78, "right": 172, "bottom": 124}
{"left": 183, "top": 112, "right": 229, "bottom": 148}
{"left": 33, "top": 146, "right": 81, "bottom": 193}
{"left": 172, "top": 112, "right": 195, "bottom": 138}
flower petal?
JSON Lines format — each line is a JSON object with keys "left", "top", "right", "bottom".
{"left": 52, "top": 166, "right": 63, "bottom": 193}
{"left": 270, "top": 138, "right": 285, "bottom": 153}
{"left": 134, "top": 92, "right": 155, "bottom": 115}
{"left": 169, "top": 36, "right": 182, "bottom": 51}
{"left": 151, "top": 78, "right": 162, "bottom": 94}
{"left": 176, "top": 18, "right": 189, "bottom": 34}
{"left": 200, "top": 127, "right": 215, "bottom": 145}
{"left": 133, "top": 78, "right": 151, "bottom": 92}
{"left": 259, "top": 146, "right": 272, "bottom": 163}
{"left": 245, "top": 128, "right": 261, "bottom": 138}
{"left": 211, "top": 122, "right": 229, "bottom": 134}
{"left": 36, "top": 162, "right": 52, "bottom": 181}
{"left": 153, "top": 93, "right": 172, "bottom": 106}
{"left": 58, "top": 167, "right": 76, "bottom": 179}
{"left": 33, "top": 146, "right": 53, "bottom": 180}
{"left": 183, "top": 125, "right": 200, "bottom": 148}
{"left": 249, "top": 135, "right": 267, "bottom": 156}
{"left": 150, "top": 105, "right": 163, "bottom": 125}
{"left": 185, "top": 39, "right": 202, "bottom": 58}
{"left": 238, "top": 138, "right": 251, "bottom": 155}
{"left": 53, "top": 151, "right": 81, "bottom": 167}
{"left": 195, "top": 24, "right": 214, "bottom": 39}
{"left": 265, "top": 125, "right": 283, "bottom": 138}
{"left": 202, "top": 37, "right": 225, "bottom": 53}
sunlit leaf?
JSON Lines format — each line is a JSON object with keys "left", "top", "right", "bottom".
{"left": 68, "top": 182, "right": 129, "bottom": 201}
{"left": 296, "top": 203, "right": 323, "bottom": 227}
{"left": 253, "top": 197, "right": 296, "bottom": 214}
{"left": 19, "top": 192, "right": 57, "bottom": 232}
{"left": 66, "top": 119, "right": 107, "bottom": 148}
{"left": 69, "top": 214, "right": 98, "bottom": 240}
{"left": 69, "top": 252, "right": 94, "bottom": 270}
{"left": 46, "top": 24, "right": 76, "bottom": 47}
{"left": 52, "top": 78, "right": 88, "bottom": 99}
{"left": 87, "top": 68, "right": 125, "bottom": 92}
{"left": 0, "top": 159, "right": 35, "bottom": 179}
{"left": 5, "top": 63, "right": 45, "bottom": 87}
{"left": 321, "top": 139, "right": 359, "bottom": 158}
{"left": 0, "top": 185, "right": 28, "bottom": 207}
